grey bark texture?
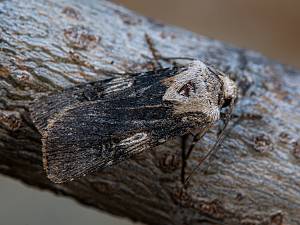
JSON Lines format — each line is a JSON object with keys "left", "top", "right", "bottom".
{"left": 0, "top": 0, "right": 300, "bottom": 224}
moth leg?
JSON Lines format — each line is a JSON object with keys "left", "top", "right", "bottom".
{"left": 186, "top": 127, "right": 210, "bottom": 159}
{"left": 184, "top": 100, "right": 236, "bottom": 185}
{"left": 180, "top": 127, "right": 210, "bottom": 183}
{"left": 181, "top": 134, "right": 189, "bottom": 183}
{"left": 144, "top": 33, "right": 163, "bottom": 69}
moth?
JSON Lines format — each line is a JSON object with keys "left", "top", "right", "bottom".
{"left": 30, "top": 60, "right": 237, "bottom": 183}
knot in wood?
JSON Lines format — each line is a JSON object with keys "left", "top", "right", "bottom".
{"left": 62, "top": 6, "right": 82, "bottom": 20}
{"left": 64, "top": 25, "right": 99, "bottom": 50}
{"left": 253, "top": 134, "right": 273, "bottom": 153}
{"left": 292, "top": 139, "right": 300, "bottom": 159}
{"left": 197, "top": 199, "right": 225, "bottom": 219}
{"left": 158, "top": 152, "right": 180, "bottom": 172}
{"left": 0, "top": 111, "right": 22, "bottom": 131}
{"left": 270, "top": 211, "right": 284, "bottom": 225}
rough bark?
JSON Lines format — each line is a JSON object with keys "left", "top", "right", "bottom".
{"left": 0, "top": 0, "right": 300, "bottom": 224}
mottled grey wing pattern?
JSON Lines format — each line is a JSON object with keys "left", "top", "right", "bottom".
{"left": 30, "top": 79, "right": 110, "bottom": 134}
{"left": 31, "top": 61, "right": 231, "bottom": 183}
{"left": 43, "top": 97, "right": 190, "bottom": 183}
{"left": 31, "top": 66, "right": 194, "bottom": 183}
{"left": 31, "top": 67, "right": 181, "bottom": 134}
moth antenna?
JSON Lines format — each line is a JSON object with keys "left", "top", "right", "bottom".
{"left": 161, "top": 56, "right": 196, "bottom": 67}
{"left": 144, "top": 33, "right": 163, "bottom": 69}
{"left": 144, "top": 34, "right": 195, "bottom": 69}
{"left": 161, "top": 56, "right": 195, "bottom": 61}
{"left": 183, "top": 98, "right": 236, "bottom": 187}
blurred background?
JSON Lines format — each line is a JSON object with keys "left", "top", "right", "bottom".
{"left": 1, "top": 1, "right": 299, "bottom": 225}
{"left": 117, "top": 0, "right": 300, "bottom": 68}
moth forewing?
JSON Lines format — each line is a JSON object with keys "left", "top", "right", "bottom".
{"left": 30, "top": 60, "right": 237, "bottom": 183}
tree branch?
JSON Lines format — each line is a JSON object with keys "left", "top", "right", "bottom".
{"left": 0, "top": 0, "right": 300, "bottom": 224}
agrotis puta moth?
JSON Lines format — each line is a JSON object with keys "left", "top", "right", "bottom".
{"left": 30, "top": 60, "right": 237, "bottom": 183}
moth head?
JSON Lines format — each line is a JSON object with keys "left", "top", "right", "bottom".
{"left": 218, "top": 75, "right": 237, "bottom": 109}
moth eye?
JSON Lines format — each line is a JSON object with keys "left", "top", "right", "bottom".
{"left": 178, "top": 81, "right": 196, "bottom": 97}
